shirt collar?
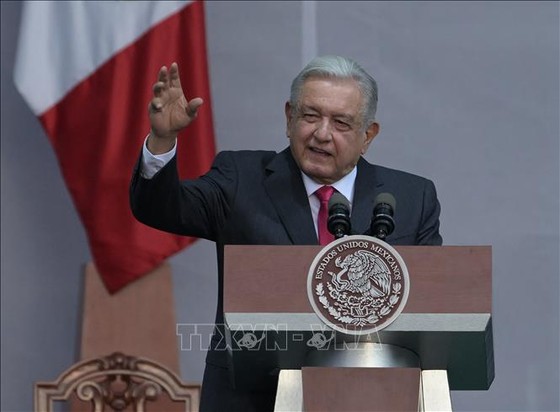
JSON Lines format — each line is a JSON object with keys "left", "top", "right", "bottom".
{"left": 301, "top": 167, "right": 357, "bottom": 205}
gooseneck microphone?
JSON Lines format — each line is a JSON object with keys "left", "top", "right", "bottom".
{"left": 370, "top": 193, "right": 396, "bottom": 240}
{"left": 327, "top": 192, "right": 352, "bottom": 239}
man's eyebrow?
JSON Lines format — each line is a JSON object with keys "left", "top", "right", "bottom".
{"left": 299, "top": 105, "right": 319, "bottom": 113}
{"left": 300, "top": 105, "right": 355, "bottom": 120}
{"left": 333, "top": 114, "right": 355, "bottom": 122}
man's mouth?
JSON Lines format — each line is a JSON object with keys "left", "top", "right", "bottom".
{"left": 309, "top": 147, "right": 331, "bottom": 156}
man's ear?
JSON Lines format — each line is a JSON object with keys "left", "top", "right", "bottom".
{"left": 361, "top": 121, "right": 380, "bottom": 154}
{"left": 284, "top": 101, "right": 292, "bottom": 138}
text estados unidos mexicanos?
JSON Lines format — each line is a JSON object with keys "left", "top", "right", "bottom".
{"left": 314, "top": 241, "right": 401, "bottom": 280}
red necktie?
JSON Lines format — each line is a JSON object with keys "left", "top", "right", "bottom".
{"left": 315, "top": 186, "right": 335, "bottom": 245}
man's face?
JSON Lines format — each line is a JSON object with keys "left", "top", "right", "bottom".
{"left": 285, "top": 77, "right": 379, "bottom": 184}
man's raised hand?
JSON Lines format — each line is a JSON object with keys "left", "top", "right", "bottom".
{"left": 147, "top": 62, "right": 203, "bottom": 154}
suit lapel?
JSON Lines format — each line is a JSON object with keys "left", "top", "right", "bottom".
{"left": 263, "top": 149, "right": 318, "bottom": 244}
{"left": 351, "top": 158, "right": 385, "bottom": 235}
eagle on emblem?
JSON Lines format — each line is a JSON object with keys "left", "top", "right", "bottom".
{"left": 332, "top": 250, "right": 391, "bottom": 298}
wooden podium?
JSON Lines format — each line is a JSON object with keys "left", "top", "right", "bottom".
{"left": 223, "top": 245, "right": 493, "bottom": 411}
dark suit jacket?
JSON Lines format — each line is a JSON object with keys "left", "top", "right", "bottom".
{"left": 130, "top": 146, "right": 442, "bottom": 366}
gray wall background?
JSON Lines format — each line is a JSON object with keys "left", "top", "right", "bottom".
{"left": 1, "top": 1, "right": 558, "bottom": 411}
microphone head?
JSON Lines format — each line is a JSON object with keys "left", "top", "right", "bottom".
{"left": 327, "top": 192, "right": 351, "bottom": 239}
{"left": 374, "top": 192, "right": 396, "bottom": 211}
{"left": 371, "top": 192, "right": 396, "bottom": 240}
{"left": 329, "top": 192, "right": 350, "bottom": 212}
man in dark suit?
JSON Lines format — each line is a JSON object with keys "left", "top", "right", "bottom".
{"left": 130, "top": 55, "right": 442, "bottom": 411}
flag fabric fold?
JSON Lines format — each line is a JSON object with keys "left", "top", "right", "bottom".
{"left": 14, "top": 0, "right": 216, "bottom": 293}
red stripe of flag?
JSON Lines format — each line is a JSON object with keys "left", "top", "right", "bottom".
{"left": 40, "top": 1, "right": 215, "bottom": 293}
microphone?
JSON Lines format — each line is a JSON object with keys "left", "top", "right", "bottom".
{"left": 328, "top": 192, "right": 351, "bottom": 239}
{"left": 370, "top": 193, "right": 396, "bottom": 240}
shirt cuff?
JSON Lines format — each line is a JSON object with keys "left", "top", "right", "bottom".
{"left": 140, "top": 135, "right": 177, "bottom": 179}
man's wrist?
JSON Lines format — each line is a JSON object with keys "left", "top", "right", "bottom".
{"left": 146, "top": 131, "right": 177, "bottom": 155}
{"left": 140, "top": 134, "right": 177, "bottom": 179}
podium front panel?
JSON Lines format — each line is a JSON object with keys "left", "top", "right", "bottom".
{"left": 223, "top": 245, "right": 493, "bottom": 391}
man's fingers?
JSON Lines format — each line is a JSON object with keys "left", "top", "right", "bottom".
{"left": 152, "top": 81, "right": 166, "bottom": 97}
{"left": 156, "top": 62, "right": 182, "bottom": 90}
{"left": 168, "top": 62, "right": 182, "bottom": 89}
{"left": 157, "top": 65, "right": 168, "bottom": 84}
{"left": 186, "top": 97, "right": 204, "bottom": 118}
{"left": 149, "top": 98, "right": 163, "bottom": 113}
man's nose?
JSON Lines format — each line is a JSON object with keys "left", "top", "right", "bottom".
{"left": 313, "top": 118, "right": 333, "bottom": 141}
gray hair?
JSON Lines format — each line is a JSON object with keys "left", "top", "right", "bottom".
{"left": 289, "top": 55, "right": 378, "bottom": 129}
